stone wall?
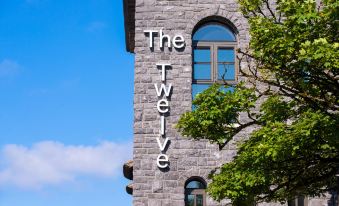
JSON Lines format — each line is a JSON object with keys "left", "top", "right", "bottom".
{"left": 133, "top": 1, "right": 249, "bottom": 205}
{"left": 130, "top": 0, "right": 331, "bottom": 206}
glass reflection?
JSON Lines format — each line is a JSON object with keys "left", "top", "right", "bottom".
{"left": 193, "top": 24, "right": 236, "bottom": 41}
{"left": 196, "top": 195, "right": 203, "bottom": 206}
{"left": 194, "top": 64, "right": 211, "bottom": 80}
{"left": 194, "top": 49, "right": 211, "bottom": 62}
{"left": 187, "top": 195, "right": 195, "bottom": 206}
{"left": 218, "top": 48, "right": 235, "bottom": 62}
{"left": 218, "top": 64, "right": 235, "bottom": 80}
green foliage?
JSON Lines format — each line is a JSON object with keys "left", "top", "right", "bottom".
{"left": 177, "top": 0, "right": 339, "bottom": 205}
{"left": 177, "top": 83, "right": 257, "bottom": 148}
{"left": 208, "top": 111, "right": 338, "bottom": 204}
{"left": 259, "top": 95, "right": 295, "bottom": 123}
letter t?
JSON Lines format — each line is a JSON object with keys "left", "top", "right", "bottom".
{"left": 156, "top": 63, "right": 171, "bottom": 82}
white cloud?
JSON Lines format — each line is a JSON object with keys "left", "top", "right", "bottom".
{"left": 0, "top": 141, "right": 132, "bottom": 189}
{"left": 86, "top": 21, "right": 107, "bottom": 32}
{"left": 0, "top": 59, "right": 20, "bottom": 77}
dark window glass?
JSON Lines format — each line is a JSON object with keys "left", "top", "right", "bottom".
{"left": 185, "top": 179, "right": 206, "bottom": 206}
{"left": 186, "top": 180, "right": 205, "bottom": 189}
{"left": 297, "top": 196, "right": 305, "bottom": 206}
{"left": 288, "top": 196, "right": 307, "bottom": 206}
{"left": 288, "top": 200, "right": 296, "bottom": 206}
{"left": 196, "top": 195, "right": 203, "bottom": 206}
{"left": 187, "top": 195, "right": 195, "bottom": 206}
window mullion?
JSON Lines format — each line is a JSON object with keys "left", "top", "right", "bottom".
{"left": 211, "top": 44, "right": 215, "bottom": 82}
{"left": 210, "top": 44, "right": 214, "bottom": 81}
{"left": 235, "top": 46, "right": 238, "bottom": 82}
{"left": 213, "top": 43, "right": 218, "bottom": 82}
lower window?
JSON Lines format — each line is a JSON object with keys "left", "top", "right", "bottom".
{"left": 288, "top": 196, "right": 308, "bottom": 206}
{"left": 185, "top": 179, "right": 206, "bottom": 206}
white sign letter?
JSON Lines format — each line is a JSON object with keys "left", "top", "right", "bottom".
{"left": 154, "top": 83, "right": 172, "bottom": 97}
{"left": 157, "top": 154, "right": 169, "bottom": 168}
{"left": 159, "top": 29, "right": 171, "bottom": 49}
{"left": 157, "top": 99, "right": 169, "bottom": 113}
{"left": 156, "top": 137, "right": 169, "bottom": 152}
{"left": 156, "top": 63, "right": 171, "bottom": 82}
{"left": 160, "top": 115, "right": 165, "bottom": 136}
{"left": 144, "top": 30, "right": 158, "bottom": 48}
{"left": 173, "top": 35, "right": 185, "bottom": 49}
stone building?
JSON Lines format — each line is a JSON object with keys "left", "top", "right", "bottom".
{"left": 122, "top": 0, "right": 336, "bottom": 205}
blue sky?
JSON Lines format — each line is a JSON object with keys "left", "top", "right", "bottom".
{"left": 0, "top": 0, "right": 134, "bottom": 205}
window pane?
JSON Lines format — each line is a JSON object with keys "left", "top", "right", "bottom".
{"left": 288, "top": 200, "right": 296, "bottom": 206}
{"left": 194, "top": 64, "right": 211, "bottom": 80}
{"left": 192, "top": 84, "right": 210, "bottom": 99}
{"left": 218, "top": 48, "right": 235, "bottom": 62}
{"left": 186, "top": 195, "right": 195, "bottom": 206}
{"left": 193, "top": 24, "right": 236, "bottom": 41}
{"left": 186, "top": 180, "right": 205, "bottom": 189}
{"left": 218, "top": 64, "right": 235, "bottom": 80}
{"left": 297, "top": 196, "right": 305, "bottom": 206}
{"left": 196, "top": 195, "right": 204, "bottom": 206}
{"left": 194, "top": 49, "right": 210, "bottom": 62}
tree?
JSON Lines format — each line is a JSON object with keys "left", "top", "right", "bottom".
{"left": 176, "top": 0, "right": 339, "bottom": 205}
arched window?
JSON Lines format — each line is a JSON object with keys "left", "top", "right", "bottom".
{"left": 185, "top": 178, "right": 206, "bottom": 206}
{"left": 192, "top": 22, "right": 237, "bottom": 99}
